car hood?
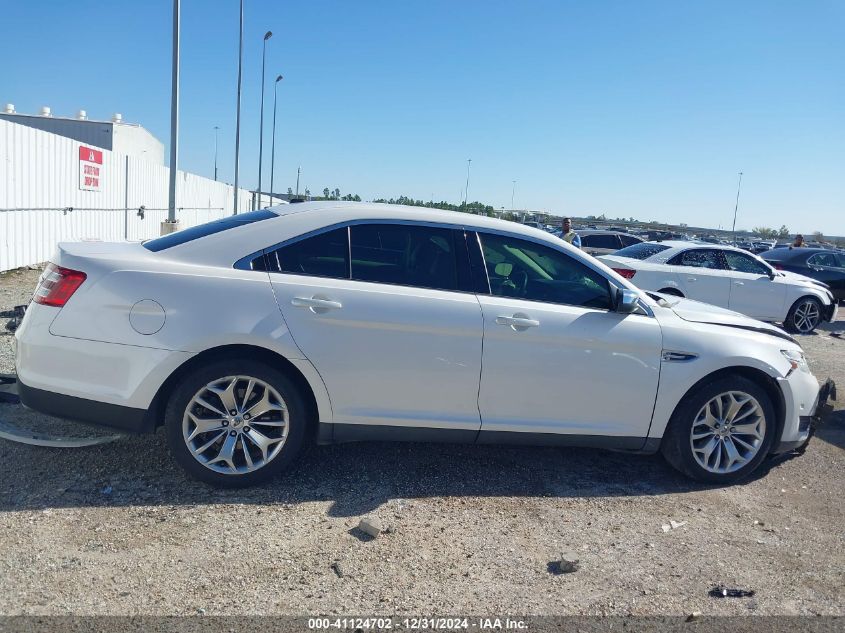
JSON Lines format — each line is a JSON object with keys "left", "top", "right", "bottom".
{"left": 647, "top": 292, "right": 797, "bottom": 344}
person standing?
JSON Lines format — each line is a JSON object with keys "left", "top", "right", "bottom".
{"left": 791, "top": 234, "right": 805, "bottom": 248}
{"left": 560, "top": 217, "right": 581, "bottom": 248}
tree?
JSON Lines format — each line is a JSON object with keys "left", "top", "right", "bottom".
{"left": 287, "top": 187, "right": 293, "bottom": 195}
{"left": 333, "top": 188, "right": 341, "bottom": 200}
{"left": 323, "top": 187, "right": 330, "bottom": 199}
{"left": 813, "top": 231, "right": 825, "bottom": 243}
{"left": 778, "top": 225, "right": 790, "bottom": 239}
{"left": 305, "top": 188, "right": 311, "bottom": 197}
{"left": 753, "top": 226, "right": 778, "bottom": 239}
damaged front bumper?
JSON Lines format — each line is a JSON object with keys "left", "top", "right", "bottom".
{"left": 773, "top": 377, "right": 837, "bottom": 454}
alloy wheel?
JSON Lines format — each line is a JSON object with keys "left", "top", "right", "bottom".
{"left": 690, "top": 391, "right": 766, "bottom": 474}
{"left": 182, "top": 375, "right": 289, "bottom": 474}
{"left": 793, "top": 300, "right": 820, "bottom": 333}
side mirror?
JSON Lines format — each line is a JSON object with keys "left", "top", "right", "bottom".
{"left": 615, "top": 288, "right": 642, "bottom": 314}
{"left": 768, "top": 270, "right": 776, "bottom": 280}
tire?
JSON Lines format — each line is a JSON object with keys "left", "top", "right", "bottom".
{"left": 658, "top": 288, "right": 684, "bottom": 297}
{"left": 661, "top": 375, "right": 776, "bottom": 484}
{"left": 164, "top": 358, "right": 309, "bottom": 487}
{"left": 784, "top": 296, "right": 823, "bottom": 334}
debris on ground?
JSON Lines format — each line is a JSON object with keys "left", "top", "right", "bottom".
{"left": 357, "top": 517, "right": 383, "bottom": 538}
{"left": 661, "top": 520, "right": 687, "bottom": 532}
{"left": 330, "top": 561, "right": 345, "bottom": 578}
{"left": 708, "top": 585, "right": 755, "bottom": 598}
{"left": 686, "top": 611, "right": 702, "bottom": 621}
{"left": 548, "top": 553, "right": 580, "bottom": 574}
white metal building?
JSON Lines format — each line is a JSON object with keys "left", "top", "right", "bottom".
{"left": 0, "top": 104, "right": 165, "bottom": 164}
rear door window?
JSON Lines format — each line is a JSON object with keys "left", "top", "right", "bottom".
{"left": 808, "top": 253, "right": 839, "bottom": 268}
{"left": 350, "top": 224, "right": 458, "bottom": 291}
{"left": 265, "top": 227, "right": 350, "bottom": 279}
{"left": 669, "top": 249, "right": 725, "bottom": 270}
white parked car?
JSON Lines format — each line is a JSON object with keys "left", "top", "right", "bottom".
{"left": 15, "top": 203, "right": 833, "bottom": 486}
{"left": 599, "top": 241, "right": 837, "bottom": 334}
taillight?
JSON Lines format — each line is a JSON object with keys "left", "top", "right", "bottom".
{"left": 612, "top": 267, "right": 636, "bottom": 279}
{"left": 33, "top": 263, "right": 87, "bottom": 307}
{"left": 772, "top": 263, "right": 784, "bottom": 270}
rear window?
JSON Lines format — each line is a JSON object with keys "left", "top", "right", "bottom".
{"left": 581, "top": 234, "right": 621, "bottom": 250}
{"left": 142, "top": 210, "right": 276, "bottom": 252}
{"left": 613, "top": 242, "right": 670, "bottom": 260}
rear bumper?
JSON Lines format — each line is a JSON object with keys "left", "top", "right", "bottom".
{"left": 17, "top": 379, "right": 154, "bottom": 434}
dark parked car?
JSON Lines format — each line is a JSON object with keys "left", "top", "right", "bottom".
{"left": 762, "top": 248, "right": 845, "bottom": 302}
{"left": 577, "top": 230, "right": 642, "bottom": 256}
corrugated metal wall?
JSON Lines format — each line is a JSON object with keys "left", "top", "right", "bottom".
{"left": 0, "top": 119, "right": 253, "bottom": 271}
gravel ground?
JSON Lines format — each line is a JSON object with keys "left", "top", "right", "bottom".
{"left": 0, "top": 266, "right": 843, "bottom": 617}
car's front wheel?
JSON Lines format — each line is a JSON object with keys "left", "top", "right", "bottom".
{"left": 784, "top": 296, "right": 823, "bottom": 334}
{"left": 164, "top": 358, "right": 308, "bottom": 487}
{"left": 661, "top": 375, "right": 776, "bottom": 484}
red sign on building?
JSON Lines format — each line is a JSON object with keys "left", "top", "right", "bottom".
{"left": 78, "top": 146, "right": 103, "bottom": 191}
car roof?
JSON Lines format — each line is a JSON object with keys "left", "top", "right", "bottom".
{"left": 635, "top": 240, "right": 767, "bottom": 262}
{"left": 578, "top": 229, "right": 640, "bottom": 237}
{"left": 761, "top": 247, "right": 838, "bottom": 261}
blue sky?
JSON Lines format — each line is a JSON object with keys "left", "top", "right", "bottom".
{"left": 2, "top": 0, "right": 843, "bottom": 234}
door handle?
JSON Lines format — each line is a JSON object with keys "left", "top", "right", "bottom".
{"left": 686, "top": 277, "right": 697, "bottom": 282}
{"left": 291, "top": 296, "right": 343, "bottom": 313}
{"left": 496, "top": 315, "right": 540, "bottom": 330}
{"left": 734, "top": 281, "right": 744, "bottom": 286}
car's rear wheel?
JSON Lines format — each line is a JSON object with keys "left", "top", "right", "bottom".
{"left": 164, "top": 358, "right": 308, "bottom": 487}
{"left": 661, "top": 375, "right": 776, "bottom": 484}
{"left": 784, "top": 296, "right": 823, "bottom": 334}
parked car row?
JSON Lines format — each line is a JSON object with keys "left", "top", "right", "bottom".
{"left": 598, "top": 242, "right": 839, "bottom": 333}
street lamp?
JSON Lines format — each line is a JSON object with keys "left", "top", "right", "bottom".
{"left": 213, "top": 125, "right": 219, "bottom": 181}
{"left": 463, "top": 158, "right": 472, "bottom": 207}
{"left": 270, "top": 74, "right": 283, "bottom": 205}
{"left": 511, "top": 180, "right": 516, "bottom": 211}
{"left": 165, "top": 0, "right": 180, "bottom": 232}
{"left": 257, "top": 30, "right": 273, "bottom": 209}
{"left": 731, "top": 171, "right": 744, "bottom": 245}
{"left": 233, "top": 0, "right": 244, "bottom": 214}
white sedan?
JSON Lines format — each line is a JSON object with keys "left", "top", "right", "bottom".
{"left": 14, "top": 203, "right": 831, "bottom": 486}
{"left": 599, "top": 241, "right": 837, "bottom": 334}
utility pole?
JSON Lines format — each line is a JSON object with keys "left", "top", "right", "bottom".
{"left": 731, "top": 171, "right": 744, "bottom": 245}
{"left": 213, "top": 125, "right": 219, "bottom": 181}
{"left": 511, "top": 180, "right": 516, "bottom": 211}
{"left": 233, "top": 0, "right": 244, "bottom": 214}
{"left": 163, "top": 0, "right": 180, "bottom": 235}
{"left": 295, "top": 166, "right": 301, "bottom": 196}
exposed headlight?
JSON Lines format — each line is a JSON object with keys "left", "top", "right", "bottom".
{"left": 781, "top": 349, "right": 809, "bottom": 374}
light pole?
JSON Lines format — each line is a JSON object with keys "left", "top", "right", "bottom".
{"left": 463, "top": 158, "right": 472, "bottom": 207}
{"left": 233, "top": 0, "right": 244, "bottom": 214}
{"left": 164, "top": 0, "right": 180, "bottom": 233}
{"left": 511, "top": 180, "right": 516, "bottom": 211}
{"left": 213, "top": 126, "right": 219, "bottom": 181}
{"left": 269, "top": 74, "right": 283, "bottom": 205}
{"left": 257, "top": 30, "right": 273, "bottom": 209}
{"left": 731, "top": 171, "right": 744, "bottom": 245}
{"left": 295, "top": 166, "right": 301, "bottom": 197}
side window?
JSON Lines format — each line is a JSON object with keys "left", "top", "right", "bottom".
{"left": 670, "top": 249, "right": 724, "bottom": 270}
{"left": 581, "top": 234, "right": 621, "bottom": 250}
{"left": 723, "top": 251, "right": 771, "bottom": 274}
{"left": 350, "top": 224, "right": 458, "bottom": 291}
{"left": 618, "top": 234, "right": 641, "bottom": 247}
{"left": 478, "top": 232, "right": 612, "bottom": 310}
{"left": 808, "top": 253, "right": 837, "bottom": 268}
{"left": 266, "top": 227, "right": 350, "bottom": 278}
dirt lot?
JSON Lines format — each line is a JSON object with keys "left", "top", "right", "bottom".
{"left": 0, "top": 266, "right": 843, "bottom": 617}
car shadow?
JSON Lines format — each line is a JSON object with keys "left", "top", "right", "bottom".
{"left": 0, "top": 403, "right": 803, "bottom": 517}
{"left": 814, "top": 409, "right": 845, "bottom": 451}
